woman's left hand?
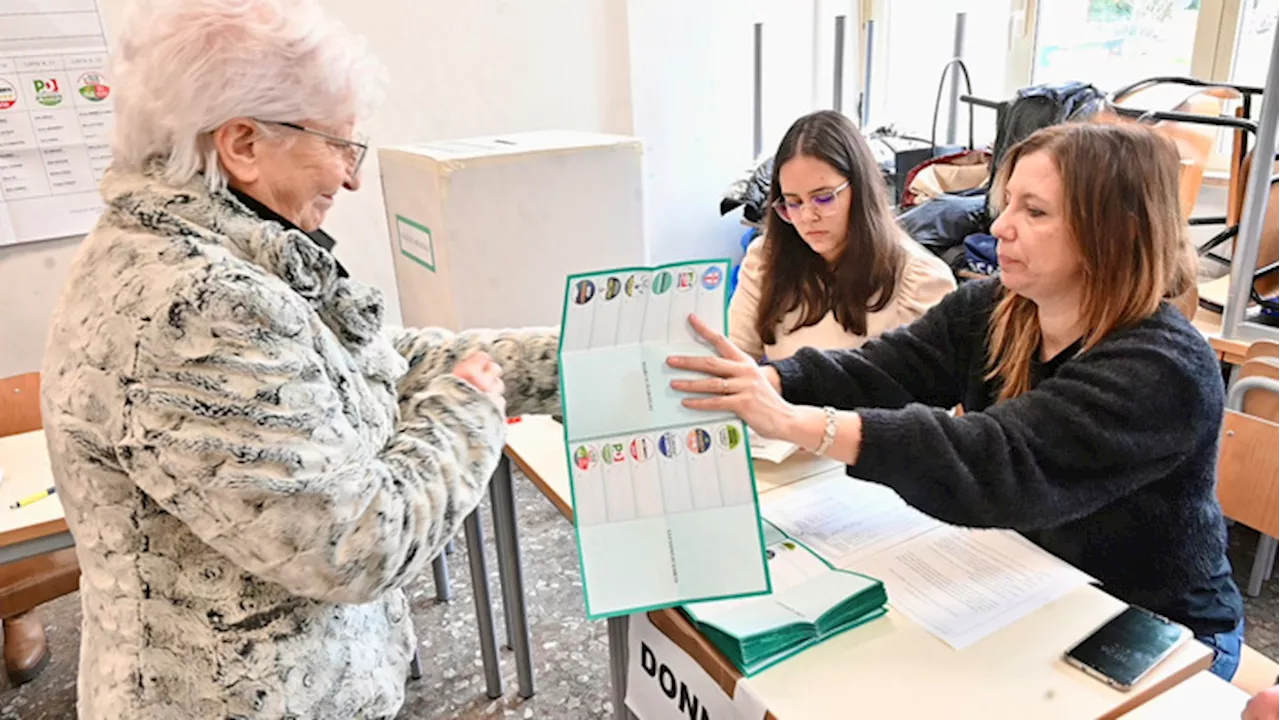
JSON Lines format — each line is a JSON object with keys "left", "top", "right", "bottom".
{"left": 668, "top": 314, "right": 798, "bottom": 439}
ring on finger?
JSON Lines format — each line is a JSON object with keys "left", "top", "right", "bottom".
{"left": 720, "top": 378, "right": 730, "bottom": 395}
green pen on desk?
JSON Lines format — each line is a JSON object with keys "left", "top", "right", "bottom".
{"left": 10, "top": 486, "right": 56, "bottom": 509}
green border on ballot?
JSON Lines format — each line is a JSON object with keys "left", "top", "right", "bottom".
{"left": 556, "top": 258, "right": 773, "bottom": 620}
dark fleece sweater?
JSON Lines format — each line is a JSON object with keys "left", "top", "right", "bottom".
{"left": 772, "top": 278, "right": 1243, "bottom": 638}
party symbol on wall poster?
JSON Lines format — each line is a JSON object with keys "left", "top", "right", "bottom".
{"left": 77, "top": 72, "right": 110, "bottom": 102}
{"left": 0, "top": 79, "right": 16, "bottom": 110}
{"left": 32, "top": 78, "right": 62, "bottom": 107}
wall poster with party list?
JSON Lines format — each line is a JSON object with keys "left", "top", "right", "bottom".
{"left": 557, "top": 259, "right": 771, "bottom": 619}
{"left": 0, "top": 0, "right": 114, "bottom": 247}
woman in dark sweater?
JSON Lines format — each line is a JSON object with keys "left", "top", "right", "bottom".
{"left": 668, "top": 121, "right": 1245, "bottom": 679}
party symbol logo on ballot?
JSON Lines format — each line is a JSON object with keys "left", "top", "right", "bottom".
{"left": 630, "top": 436, "right": 654, "bottom": 462}
{"left": 574, "top": 280, "right": 595, "bottom": 305}
{"left": 701, "top": 266, "right": 723, "bottom": 291}
{"left": 676, "top": 270, "right": 695, "bottom": 292}
{"left": 658, "top": 432, "right": 681, "bottom": 459}
{"left": 603, "top": 443, "right": 627, "bottom": 465}
{"left": 652, "top": 271, "right": 673, "bottom": 295}
{"left": 573, "top": 445, "right": 597, "bottom": 471}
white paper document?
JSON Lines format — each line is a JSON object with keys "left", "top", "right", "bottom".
{"left": 0, "top": 0, "right": 113, "bottom": 247}
{"left": 763, "top": 475, "right": 1095, "bottom": 649}
{"left": 747, "top": 429, "right": 798, "bottom": 464}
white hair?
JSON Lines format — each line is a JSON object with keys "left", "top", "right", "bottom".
{"left": 109, "top": 0, "right": 387, "bottom": 191}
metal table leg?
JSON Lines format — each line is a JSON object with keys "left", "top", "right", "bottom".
{"left": 409, "top": 647, "right": 424, "bottom": 680}
{"left": 464, "top": 508, "right": 502, "bottom": 699}
{"left": 607, "top": 616, "right": 634, "bottom": 720}
{"left": 1248, "top": 535, "right": 1279, "bottom": 596}
{"left": 432, "top": 552, "right": 452, "bottom": 602}
{"left": 490, "top": 454, "right": 535, "bottom": 698}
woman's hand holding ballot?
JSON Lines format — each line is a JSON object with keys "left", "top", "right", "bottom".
{"left": 667, "top": 314, "right": 863, "bottom": 463}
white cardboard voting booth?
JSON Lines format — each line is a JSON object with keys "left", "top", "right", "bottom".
{"left": 378, "top": 131, "right": 646, "bottom": 330}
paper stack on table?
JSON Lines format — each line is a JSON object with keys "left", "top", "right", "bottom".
{"left": 763, "top": 475, "right": 1095, "bottom": 649}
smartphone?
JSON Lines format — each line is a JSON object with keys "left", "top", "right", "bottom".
{"left": 1063, "top": 606, "right": 1192, "bottom": 691}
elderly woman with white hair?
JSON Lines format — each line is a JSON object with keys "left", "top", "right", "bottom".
{"left": 39, "top": 0, "right": 559, "bottom": 717}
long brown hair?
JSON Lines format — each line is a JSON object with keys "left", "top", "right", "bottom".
{"left": 987, "top": 121, "right": 1196, "bottom": 400}
{"left": 756, "top": 111, "right": 905, "bottom": 345}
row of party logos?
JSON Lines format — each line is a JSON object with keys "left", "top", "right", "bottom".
{"left": 0, "top": 73, "right": 111, "bottom": 111}
{"left": 572, "top": 424, "right": 743, "bottom": 472}
{"left": 572, "top": 265, "right": 724, "bottom": 306}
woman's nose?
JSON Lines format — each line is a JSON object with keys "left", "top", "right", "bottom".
{"left": 990, "top": 210, "right": 1012, "bottom": 242}
{"left": 344, "top": 168, "right": 362, "bottom": 192}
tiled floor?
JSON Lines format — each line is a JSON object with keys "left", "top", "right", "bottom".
{"left": 2, "top": 470, "right": 1276, "bottom": 719}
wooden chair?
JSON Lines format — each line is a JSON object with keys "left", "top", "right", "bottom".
{"left": 1217, "top": 367, "right": 1280, "bottom": 599}
{"left": 0, "top": 374, "right": 80, "bottom": 628}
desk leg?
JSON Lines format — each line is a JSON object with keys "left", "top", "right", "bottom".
{"left": 1248, "top": 535, "right": 1278, "bottom": 596}
{"left": 464, "top": 509, "right": 503, "bottom": 699}
{"left": 490, "top": 454, "right": 535, "bottom": 699}
{"left": 607, "top": 616, "right": 636, "bottom": 720}
{"left": 432, "top": 551, "right": 452, "bottom": 602}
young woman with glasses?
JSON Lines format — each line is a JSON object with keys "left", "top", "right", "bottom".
{"left": 728, "top": 110, "right": 955, "bottom": 361}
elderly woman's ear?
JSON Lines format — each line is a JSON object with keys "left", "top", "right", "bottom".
{"left": 212, "top": 119, "right": 266, "bottom": 186}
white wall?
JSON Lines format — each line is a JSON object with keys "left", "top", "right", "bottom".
{"left": 0, "top": 0, "right": 837, "bottom": 378}
{"left": 0, "top": 0, "right": 633, "bottom": 377}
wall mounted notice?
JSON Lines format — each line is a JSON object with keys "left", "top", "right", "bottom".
{"left": 0, "top": 0, "right": 113, "bottom": 247}
{"left": 558, "top": 259, "right": 770, "bottom": 618}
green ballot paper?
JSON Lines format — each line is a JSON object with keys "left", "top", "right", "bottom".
{"left": 557, "top": 260, "right": 771, "bottom": 619}
{"left": 682, "top": 521, "right": 888, "bottom": 675}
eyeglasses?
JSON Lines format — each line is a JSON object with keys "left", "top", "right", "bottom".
{"left": 258, "top": 120, "right": 370, "bottom": 177}
{"left": 772, "top": 181, "right": 851, "bottom": 224}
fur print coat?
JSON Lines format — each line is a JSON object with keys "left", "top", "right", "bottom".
{"left": 40, "top": 163, "right": 559, "bottom": 719}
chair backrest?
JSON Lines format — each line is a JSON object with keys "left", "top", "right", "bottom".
{"left": 0, "top": 373, "right": 42, "bottom": 438}
{"left": 1218, "top": 371, "right": 1280, "bottom": 538}
{"left": 1238, "top": 358, "right": 1279, "bottom": 423}
{"left": 1229, "top": 153, "right": 1280, "bottom": 298}
{"left": 1246, "top": 340, "right": 1280, "bottom": 361}
{"left": 1113, "top": 84, "right": 1240, "bottom": 220}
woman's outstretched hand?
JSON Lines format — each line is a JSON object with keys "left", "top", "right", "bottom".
{"left": 667, "top": 314, "right": 795, "bottom": 440}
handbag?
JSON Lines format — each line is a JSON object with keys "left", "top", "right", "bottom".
{"left": 900, "top": 59, "right": 993, "bottom": 209}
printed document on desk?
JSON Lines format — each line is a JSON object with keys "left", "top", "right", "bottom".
{"left": 558, "top": 260, "right": 770, "bottom": 618}
{"left": 0, "top": 0, "right": 115, "bottom": 246}
{"left": 764, "top": 475, "right": 1095, "bottom": 649}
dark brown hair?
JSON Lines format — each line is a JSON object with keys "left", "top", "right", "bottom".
{"left": 756, "top": 110, "right": 905, "bottom": 345}
{"left": 986, "top": 120, "right": 1196, "bottom": 400}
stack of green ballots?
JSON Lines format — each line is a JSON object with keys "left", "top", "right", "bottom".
{"left": 681, "top": 521, "right": 887, "bottom": 675}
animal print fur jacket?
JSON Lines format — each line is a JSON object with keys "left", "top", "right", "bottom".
{"left": 40, "top": 163, "right": 559, "bottom": 719}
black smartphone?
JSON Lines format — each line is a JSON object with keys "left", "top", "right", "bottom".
{"left": 1063, "top": 606, "right": 1192, "bottom": 691}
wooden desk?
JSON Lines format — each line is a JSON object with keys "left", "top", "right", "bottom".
{"left": 0, "top": 430, "right": 72, "bottom": 565}
{"left": 1120, "top": 671, "right": 1250, "bottom": 719}
{"left": 1194, "top": 305, "right": 1270, "bottom": 366}
{"left": 505, "top": 415, "right": 1213, "bottom": 720}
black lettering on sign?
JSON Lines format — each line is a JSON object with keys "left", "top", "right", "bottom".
{"left": 639, "top": 640, "right": 713, "bottom": 720}
{"left": 641, "top": 642, "right": 657, "bottom": 677}
{"left": 659, "top": 664, "right": 677, "bottom": 699}
{"left": 679, "top": 681, "right": 703, "bottom": 720}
